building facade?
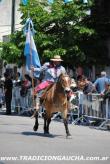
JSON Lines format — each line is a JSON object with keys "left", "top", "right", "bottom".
{"left": 0, "top": 0, "right": 22, "bottom": 42}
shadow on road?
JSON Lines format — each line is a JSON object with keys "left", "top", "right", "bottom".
{"left": 22, "top": 131, "right": 62, "bottom": 138}
{"left": 0, "top": 162, "right": 5, "bottom": 164}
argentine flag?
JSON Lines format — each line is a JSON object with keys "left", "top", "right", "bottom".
{"left": 24, "top": 20, "right": 41, "bottom": 77}
{"left": 83, "top": 0, "right": 88, "bottom": 3}
{"left": 48, "top": 0, "right": 73, "bottom": 4}
{"left": 22, "top": 0, "right": 28, "bottom": 5}
{"left": 48, "top": 0, "right": 54, "bottom": 4}
{"left": 64, "top": 0, "right": 73, "bottom": 3}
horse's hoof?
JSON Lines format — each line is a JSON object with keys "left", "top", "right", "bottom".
{"left": 33, "top": 126, "right": 37, "bottom": 131}
{"left": 66, "top": 134, "right": 72, "bottom": 139}
{"left": 44, "top": 131, "right": 49, "bottom": 135}
{"left": 33, "top": 124, "right": 39, "bottom": 131}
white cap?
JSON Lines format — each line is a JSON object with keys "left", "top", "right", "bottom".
{"left": 101, "top": 71, "right": 106, "bottom": 76}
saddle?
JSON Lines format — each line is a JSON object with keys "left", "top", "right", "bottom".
{"left": 40, "top": 83, "right": 54, "bottom": 104}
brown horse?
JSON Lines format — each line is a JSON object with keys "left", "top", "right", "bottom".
{"left": 33, "top": 73, "right": 72, "bottom": 138}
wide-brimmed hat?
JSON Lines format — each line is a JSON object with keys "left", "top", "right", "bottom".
{"left": 101, "top": 71, "right": 106, "bottom": 76}
{"left": 50, "top": 55, "right": 63, "bottom": 61}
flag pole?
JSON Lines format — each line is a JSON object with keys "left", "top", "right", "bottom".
{"left": 22, "top": 1, "right": 36, "bottom": 111}
{"left": 29, "top": 25, "right": 35, "bottom": 110}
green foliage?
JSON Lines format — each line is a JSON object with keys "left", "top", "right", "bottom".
{"left": 81, "top": 0, "right": 110, "bottom": 66}
{"left": 1, "top": 0, "right": 94, "bottom": 65}
{"left": 0, "top": 41, "right": 21, "bottom": 63}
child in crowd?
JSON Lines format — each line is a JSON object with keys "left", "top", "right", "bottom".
{"left": 102, "top": 83, "right": 110, "bottom": 119}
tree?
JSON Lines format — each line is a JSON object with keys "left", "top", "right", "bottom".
{"left": 82, "top": 0, "right": 110, "bottom": 66}
{"left": 0, "top": 0, "right": 94, "bottom": 66}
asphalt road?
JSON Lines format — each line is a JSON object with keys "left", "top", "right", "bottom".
{"left": 0, "top": 113, "right": 110, "bottom": 164}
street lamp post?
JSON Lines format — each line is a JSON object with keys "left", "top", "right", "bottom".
{"left": 11, "top": 0, "right": 15, "bottom": 34}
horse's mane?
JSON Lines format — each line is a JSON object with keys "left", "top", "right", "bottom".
{"left": 58, "top": 73, "right": 69, "bottom": 82}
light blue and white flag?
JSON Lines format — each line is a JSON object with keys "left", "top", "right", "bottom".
{"left": 24, "top": 19, "right": 41, "bottom": 77}
{"left": 64, "top": 0, "right": 73, "bottom": 3}
{"left": 48, "top": 0, "right": 54, "bottom": 4}
{"left": 22, "top": 0, "right": 28, "bottom": 5}
{"left": 83, "top": 0, "right": 88, "bottom": 3}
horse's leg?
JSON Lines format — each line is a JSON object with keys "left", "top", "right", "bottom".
{"left": 63, "top": 118, "right": 71, "bottom": 137}
{"left": 33, "top": 111, "right": 39, "bottom": 131}
{"left": 63, "top": 110, "right": 71, "bottom": 138}
{"left": 46, "top": 117, "right": 51, "bottom": 134}
{"left": 43, "top": 111, "right": 51, "bottom": 134}
{"left": 43, "top": 110, "right": 47, "bottom": 134}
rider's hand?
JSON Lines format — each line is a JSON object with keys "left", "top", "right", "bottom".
{"left": 31, "top": 66, "right": 35, "bottom": 72}
{"left": 100, "top": 92, "right": 104, "bottom": 97}
{"left": 33, "top": 89, "right": 37, "bottom": 96}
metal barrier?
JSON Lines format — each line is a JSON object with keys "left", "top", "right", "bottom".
{"left": 83, "top": 93, "right": 105, "bottom": 119}
{"left": 1, "top": 88, "right": 110, "bottom": 129}
{"left": 71, "top": 92, "right": 110, "bottom": 128}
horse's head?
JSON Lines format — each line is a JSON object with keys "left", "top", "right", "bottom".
{"left": 58, "top": 73, "right": 71, "bottom": 93}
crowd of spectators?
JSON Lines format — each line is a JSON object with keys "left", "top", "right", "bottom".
{"left": 0, "top": 69, "right": 110, "bottom": 120}
{"left": 0, "top": 72, "right": 32, "bottom": 115}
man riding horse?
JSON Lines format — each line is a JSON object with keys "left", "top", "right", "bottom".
{"left": 31, "top": 55, "right": 67, "bottom": 112}
{"left": 31, "top": 55, "right": 76, "bottom": 138}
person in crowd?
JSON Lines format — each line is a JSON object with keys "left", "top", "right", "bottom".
{"left": 4, "top": 72, "right": 13, "bottom": 115}
{"left": 77, "top": 75, "right": 86, "bottom": 91}
{"left": 66, "top": 66, "right": 74, "bottom": 78}
{"left": 0, "top": 81, "right": 4, "bottom": 109}
{"left": 93, "top": 71, "right": 110, "bottom": 94}
{"left": 83, "top": 77, "right": 93, "bottom": 95}
{"left": 75, "top": 75, "right": 91, "bottom": 122}
{"left": 82, "top": 77, "right": 93, "bottom": 121}
{"left": 70, "top": 78, "right": 77, "bottom": 91}
{"left": 76, "top": 65, "right": 84, "bottom": 79}
{"left": 12, "top": 72, "right": 21, "bottom": 113}
{"left": 93, "top": 71, "right": 110, "bottom": 119}
{"left": 0, "top": 76, "right": 4, "bottom": 109}
{"left": 20, "top": 74, "right": 32, "bottom": 112}
{"left": 101, "top": 82, "right": 110, "bottom": 119}
{"left": 31, "top": 55, "right": 66, "bottom": 111}
{"left": 76, "top": 76, "right": 85, "bottom": 118}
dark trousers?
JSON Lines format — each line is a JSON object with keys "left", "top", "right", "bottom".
{"left": 5, "top": 94, "right": 12, "bottom": 114}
